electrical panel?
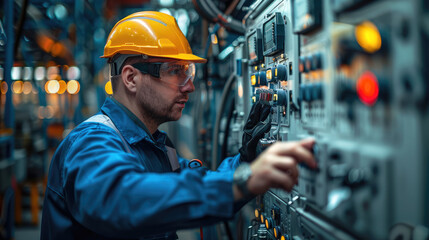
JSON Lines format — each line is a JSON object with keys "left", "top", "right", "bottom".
{"left": 231, "top": 0, "right": 429, "bottom": 239}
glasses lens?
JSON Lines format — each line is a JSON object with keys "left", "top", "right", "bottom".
{"left": 160, "top": 61, "right": 195, "bottom": 86}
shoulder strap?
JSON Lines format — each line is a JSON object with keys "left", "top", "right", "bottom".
{"left": 85, "top": 114, "right": 132, "bottom": 153}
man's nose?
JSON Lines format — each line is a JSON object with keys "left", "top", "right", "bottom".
{"left": 180, "top": 79, "right": 195, "bottom": 93}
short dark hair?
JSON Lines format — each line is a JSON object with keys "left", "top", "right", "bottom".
{"left": 110, "top": 56, "right": 150, "bottom": 93}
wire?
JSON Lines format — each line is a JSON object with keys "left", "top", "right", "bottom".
{"left": 211, "top": 73, "right": 236, "bottom": 170}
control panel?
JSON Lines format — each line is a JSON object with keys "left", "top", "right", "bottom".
{"left": 234, "top": 0, "right": 429, "bottom": 239}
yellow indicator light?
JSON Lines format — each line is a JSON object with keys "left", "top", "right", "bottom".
{"left": 275, "top": 68, "right": 278, "bottom": 77}
{"left": 254, "top": 209, "right": 259, "bottom": 219}
{"left": 57, "top": 80, "right": 67, "bottom": 94}
{"left": 355, "top": 21, "right": 382, "bottom": 53}
{"left": 105, "top": 81, "right": 113, "bottom": 95}
{"left": 266, "top": 69, "right": 272, "bottom": 80}
{"left": 265, "top": 219, "right": 269, "bottom": 229}
{"left": 251, "top": 75, "right": 257, "bottom": 86}
{"left": 274, "top": 227, "right": 278, "bottom": 238}
{"left": 211, "top": 34, "right": 218, "bottom": 45}
{"left": 261, "top": 64, "right": 265, "bottom": 68}
{"left": 252, "top": 96, "right": 256, "bottom": 103}
{"left": 254, "top": 66, "right": 258, "bottom": 71}
{"left": 260, "top": 214, "right": 264, "bottom": 223}
{"left": 12, "top": 81, "right": 24, "bottom": 94}
{"left": 273, "top": 94, "right": 278, "bottom": 101}
{"left": 281, "top": 236, "right": 286, "bottom": 240}
{"left": 67, "top": 80, "right": 80, "bottom": 94}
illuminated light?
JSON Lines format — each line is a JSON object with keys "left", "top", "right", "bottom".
{"left": 254, "top": 66, "right": 258, "bottom": 71}
{"left": 23, "top": 67, "right": 32, "bottom": 80}
{"left": 266, "top": 69, "right": 272, "bottom": 80}
{"left": 1, "top": 81, "right": 8, "bottom": 94}
{"left": 273, "top": 94, "right": 278, "bottom": 101}
{"left": 238, "top": 84, "right": 243, "bottom": 98}
{"left": 35, "top": 66, "right": 46, "bottom": 81}
{"left": 211, "top": 34, "right": 218, "bottom": 45}
{"left": 260, "top": 214, "right": 264, "bottom": 223}
{"left": 275, "top": 68, "right": 278, "bottom": 77}
{"left": 252, "top": 96, "right": 256, "bottom": 103}
{"left": 12, "top": 81, "right": 24, "bottom": 94}
{"left": 47, "top": 66, "right": 59, "bottom": 78}
{"left": 51, "top": 42, "right": 64, "bottom": 57}
{"left": 37, "top": 35, "right": 55, "bottom": 53}
{"left": 67, "top": 66, "right": 81, "bottom": 80}
{"left": 22, "top": 81, "right": 33, "bottom": 94}
{"left": 265, "top": 219, "right": 270, "bottom": 229}
{"left": 356, "top": 71, "right": 379, "bottom": 106}
{"left": 251, "top": 75, "right": 257, "bottom": 86}
{"left": 281, "top": 236, "right": 286, "bottom": 240}
{"left": 105, "top": 81, "right": 113, "bottom": 95}
{"left": 12, "top": 67, "right": 22, "bottom": 80}
{"left": 355, "top": 21, "right": 382, "bottom": 53}
{"left": 159, "top": 8, "right": 173, "bottom": 16}
{"left": 57, "top": 80, "right": 67, "bottom": 94}
{"left": 46, "top": 80, "right": 60, "bottom": 94}
{"left": 159, "top": 0, "right": 174, "bottom": 7}
{"left": 254, "top": 209, "right": 259, "bottom": 219}
{"left": 274, "top": 227, "right": 278, "bottom": 238}
{"left": 261, "top": 64, "right": 265, "bottom": 68}
{"left": 67, "top": 80, "right": 80, "bottom": 94}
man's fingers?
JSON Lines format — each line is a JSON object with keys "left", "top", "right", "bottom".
{"left": 299, "top": 138, "right": 316, "bottom": 151}
{"left": 268, "top": 141, "right": 317, "bottom": 168}
{"left": 269, "top": 155, "right": 299, "bottom": 180}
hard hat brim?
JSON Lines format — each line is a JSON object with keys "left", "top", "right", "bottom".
{"left": 100, "top": 53, "right": 207, "bottom": 64}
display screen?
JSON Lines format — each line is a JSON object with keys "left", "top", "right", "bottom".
{"left": 248, "top": 32, "right": 257, "bottom": 60}
{"left": 263, "top": 17, "right": 276, "bottom": 52}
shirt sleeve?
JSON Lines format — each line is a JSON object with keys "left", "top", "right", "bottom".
{"left": 62, "top": 124, "right": 236, "bottom": 238}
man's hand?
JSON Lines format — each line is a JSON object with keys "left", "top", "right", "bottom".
{"left": 233, "top": 138, "right": 317, "bottom": 200}
{"left": 239, "top": 101, "right": 271, "bottom": 163}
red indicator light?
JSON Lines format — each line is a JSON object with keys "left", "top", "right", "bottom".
{"left": 356, "top": 71, "right": 379, "bottom": 106}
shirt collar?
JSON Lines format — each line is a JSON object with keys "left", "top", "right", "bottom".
{"left": 101, "top": 97, "right": 167, "bottom": 145}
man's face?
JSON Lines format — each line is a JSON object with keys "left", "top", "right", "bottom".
{"left": 133, "top": 59, "right": 196, "bottom": 124}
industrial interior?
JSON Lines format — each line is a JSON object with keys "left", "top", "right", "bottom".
{"left": 1, "top": 0, "right": 429, "bottom": 239}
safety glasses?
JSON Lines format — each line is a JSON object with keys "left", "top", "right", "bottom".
{"left": 131, "top": 61, "right": 196, "bottom": 87}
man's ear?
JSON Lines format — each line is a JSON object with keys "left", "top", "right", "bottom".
{"left": 121, "top": 65, "right": 138, "bottom": 93}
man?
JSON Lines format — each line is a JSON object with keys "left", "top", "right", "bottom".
{"left": 41, "top": 11, "right": 317, "bottom": 240}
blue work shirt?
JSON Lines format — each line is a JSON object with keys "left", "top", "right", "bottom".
{"left": 41, "top": 97, "right": 242, "bottom": 240}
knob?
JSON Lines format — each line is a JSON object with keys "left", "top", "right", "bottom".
{"left": 258, "top": 71, "right": 267, "bottom": 86}
{"left": 264, "top": 217, "right": 274, "bottom": 229}
{"left": 273, "top": 89, "right": 288, "bottom": 106}
{"left": 275, "top": 64, "right": 287, "bottom": 81}
{"left": 274, "top": 226, "right": 282, "bottom": 239}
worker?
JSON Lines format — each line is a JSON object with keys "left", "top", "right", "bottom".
{"left": 40, "top": 11, "right": 317, "bottom": 240}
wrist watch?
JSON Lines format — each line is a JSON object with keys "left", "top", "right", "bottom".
{"left": 233, "top": 162, "right": 255, "bottom": 199}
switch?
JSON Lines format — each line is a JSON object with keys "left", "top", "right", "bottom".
{"left": 273, "top": 89, "right": 288, "bottom": 106}
{"left": 264, "top": 217, "right": 274, "bottom": 229}
{"left": 258, "top": 71, "right": 268, "bottom": 86}
{"left": 312, "top": 53, "right": 323, "bottom": 70}
{"left": 275, "top": 64, "right": 287, "bottom": 81}
{"left": 274, "top": 226, "right": 282, "bottom": 239}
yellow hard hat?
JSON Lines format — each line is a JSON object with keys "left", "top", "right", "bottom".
{"left": 101, "top": 11, "right": 207, "bottom": 63}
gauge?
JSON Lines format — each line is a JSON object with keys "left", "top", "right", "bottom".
{"left": 292, "top": 0, "right": 322, "bottom": 34}
{"left": 262, "top": 12, "right": 285, "bottom": 56}
{"left": 247, "top": 29, "right": 263, "bottom": 65}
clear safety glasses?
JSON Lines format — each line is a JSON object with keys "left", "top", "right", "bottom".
{"left": 132, "top": 61, "right": 196, "bottom": 87}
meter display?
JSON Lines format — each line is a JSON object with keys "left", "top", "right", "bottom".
{"left": 247, "top": 29, "right": 263, "bottom": 65}
{"left": 262, "top": 12, "right": 285, "bottom": 56}
{"left": 292, "top": 0, "right": 322, "bottom": 34}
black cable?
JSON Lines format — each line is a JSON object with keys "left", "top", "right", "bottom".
{"left": 14, "top": 0, "right": 29, "bottom": 57}
{"left": 221, "top": 95, "right": 236, "bottom": 159}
